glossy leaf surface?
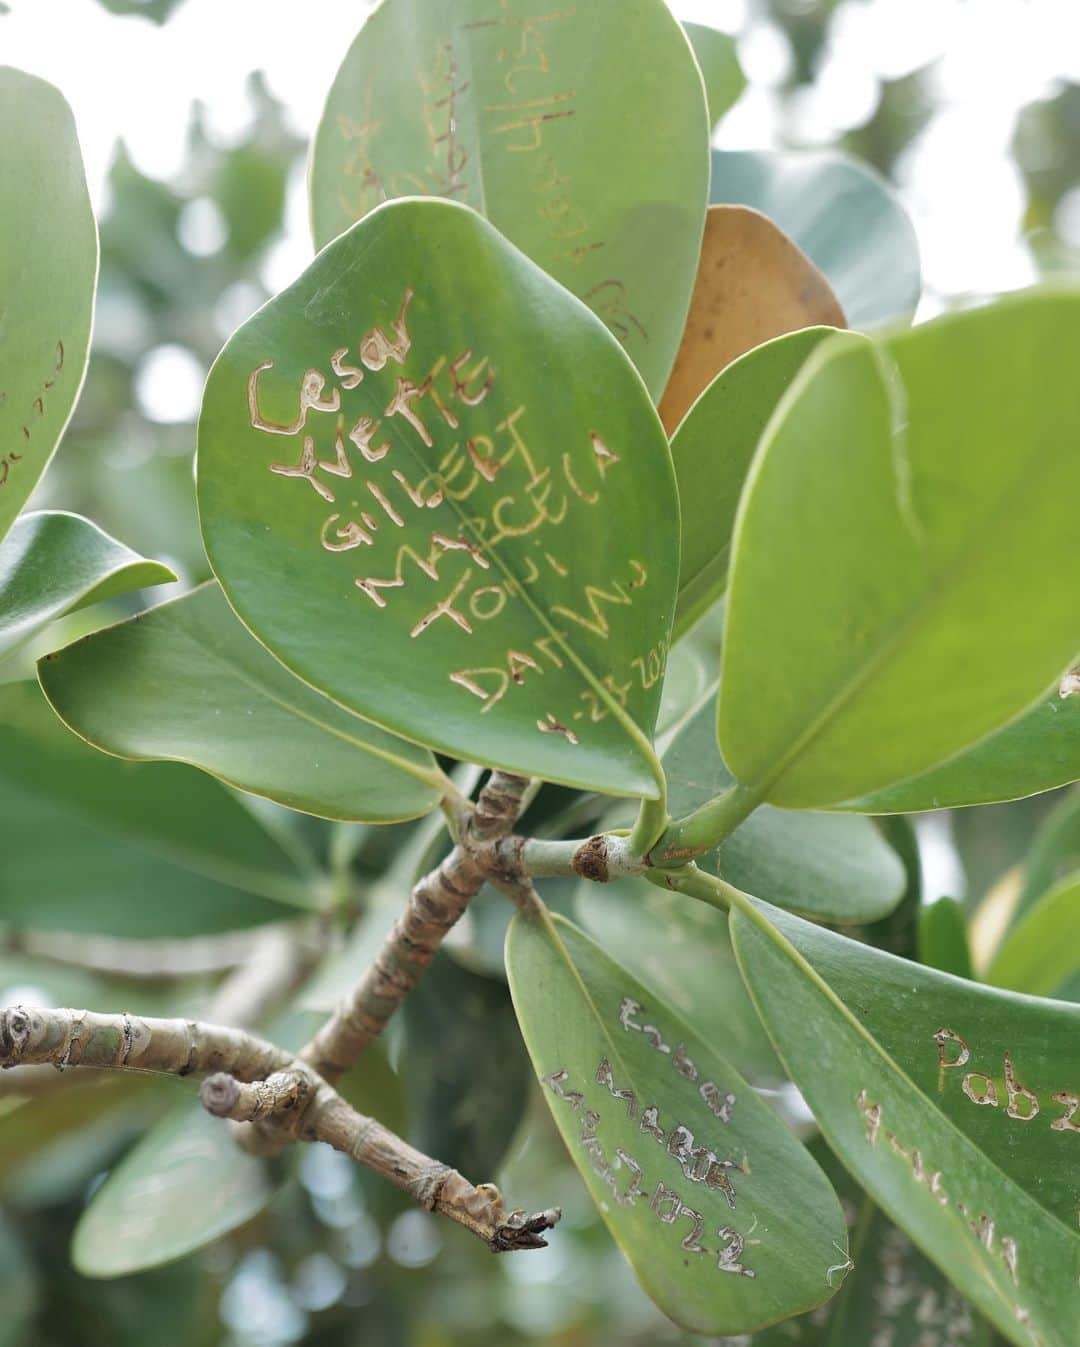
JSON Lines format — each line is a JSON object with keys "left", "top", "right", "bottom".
{"left": 0, "top": 511, "right": 174, "bottom": 659}
{"left": 731, "top": 898, "right": 1080, "bottom": 1347}
{"left": 665, "top": 699, "right": 905, "bottom": 923}
{"left": 986, "top": 875, "right": 1080, "bottom": 997}
{"left": 38, "top": 581, "right": 444, "bottom": 823}
{"left": 506, "top": 910, "right": 847, "bottom": 1336}
{"left": 0, "top": 68, "right": 98, "bottom": 537}
{"left": 710, "top": 148, "right": 920, "bottom": 327}
{"left": 199, "top": 199, "right": 677, "bottom": 797}
{"left": 73, "top": 1103, "right": 272, "bottom": 1277}
{"left": 0, "top": 681, "right": 315, "bottom": 935}
{"left": 669, "top": 327, "right": 835, "bottom": 639}
{"left": 310, "top": 0, "right": 710, "bottom": 399}
{"left": 684, "top": 22, "right": 745, "bottom": 127}
{"left": 720, "top": 293, "right": 1080, "bottom": 809}
{"left": 658, "top": 205, "right": 844, "bottom": 435}
{"left": 842, "top": 684, "right": 1080, "bottom": 813}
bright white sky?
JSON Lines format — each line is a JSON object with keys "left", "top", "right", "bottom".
{"left": 5, "top": 0, "right": 1080, "bottom": 316}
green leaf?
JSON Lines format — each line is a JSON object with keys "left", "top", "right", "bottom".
{"left": 0, "top": 68, "right": 98, "bottom": 538}
{"left": 821, "top": 1200, "right": 995, "bottom": 1347}
{"left": 93, "top": 0, "right": 186, "bottom": 23}
{"left": 746, "top": 1136, "right": 996, "bottom": 1346}
{"left": 73, "top": 1103, "right": 272, "bottom": 1277}
{"left": 1018, "top": 789, "right": 1080, "bottom": 911}
{"left": 37, "top": 580, "right": 444, "bottom": 823}
{"left": 840, "top": 685, "right": 1080, "bottom": 813}
{"left": 199, "top": 198, "right": 677, "bottom": 798}
{"left": 720, "top": 292, "right": 1080, "bottom": 809}
{"left": 309, "top": 0, "right": 710, "bottom": 400}
{"left": 664, "top": 698, "right": 906, "bottom": 923}
{"left": 0, "top": 680, "right": 317, "bottom": 935}
{"left": 985, "top": 875, "right": 1080, "bottom": 997}
{"left": 574, "top": 878, "right": 781, "bottom": 1082}
{"left": 669, "top": 327, "right": 836, "bottom": 639}
{"left": 919, "top": 898, "right": 974, "bottom": 980}
{"left": 0, "top": 511, "right": 175, "bottom": 660}
{"left": 0, "top": 1214, "right": 38, "bottom": 1347}
{"left": 729, "top": 898, "right": 1080, "bottom": 1347}
{"left": 401, "top": 952, "right": 530, "bottom": 1178}
{"left": 710, "top": 149, "right": 920, "bottom": 327}
{"left": 659, "top": 206, "right": 844, "bottom": 436}
{"left": 506, "top": 909, "right": 848, "bottom": 1337}
{"left": 684, "top": 22, "right": 745, "bottom": 127}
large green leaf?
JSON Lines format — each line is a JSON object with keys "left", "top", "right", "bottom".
{"left": 730, "top": 898, "right": 1080, "bottom": 1347}
{"left": 719, "top": 292, "right": 1080, "bottom": 809}
{"left": 0, "top": 681, "right": 317, "bottom": 935}
{"left": 0, "top": 511, "right": 174, "bottom": 660}
{"left": 669, "top": 327, "right": 836, "bottom": 639}
{"left": 0, "top": 68, "right": 98, "bottom": 537}
{"left": 73, "top": 1103, "right": 272, "bottom": 1278}
{"left": 309, "top": 0, "right": 710, "bottom": 400}
{"left": 841, "top": 684, "right": 1080, "bottom": 813}
{"left": 506, "top": 909, "right": 848, "bottom": 1336}
{"left": 199, "top": 199, "right": 677, "bottom": 798}
{"left": 985, "top": 875, "right": 1080, "bottom": 998}
{"left": 710, "top": 149, "right": 920, "bottom": 328}
{"left": 664, "top": 698, "right": 905, "bottom": 923}
{"left": 684, "top": 23, "right": 745, "bottom": 128}
{"left": 38, "top": 581, "right": 445, "bottom": 823}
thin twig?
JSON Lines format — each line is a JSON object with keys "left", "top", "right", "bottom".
{"left": 201, "top": 1068, "right": 557, "bottom": 1250}
{"left": 0, "top": 1004, "right": 558, "bottom": 1252}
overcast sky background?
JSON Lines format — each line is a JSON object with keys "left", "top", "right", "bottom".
{"left": 6, "top": 0, "right": 1080, "bottom": 311}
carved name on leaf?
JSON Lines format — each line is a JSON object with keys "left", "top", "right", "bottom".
{"left": 544, "top": 992, "right": 754, "bottom": 1278}
{"left": 247, "top": 283, "right": 661, "bottom": 744}
{"left": 331, "top": 9, "right": 646, "bottom": 345}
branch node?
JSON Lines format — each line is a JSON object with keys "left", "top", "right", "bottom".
{"left": 0, "top": 1005, "right": 43, "bottom": 1065}
{"left": 202, "top": 1069, "right": 312, "bottom": 1123}
{"left": 200, "top": 1072, "right": 242, "bottom": 1117}
{"left": 571, "top": 835, "right": 611, "bottom": 884}
{"left": 490, "top": 1206, "right": 563, "bottom": 1253}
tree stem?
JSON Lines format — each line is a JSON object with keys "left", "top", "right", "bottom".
{"left": 652, "top": 780, "right": 765, "bottom": 864}
{"left": 0, "top": 1003, "right": 558, "bottom": 1253}
{"left": 298, "top": 770, "right": 531, "bottom": 1085}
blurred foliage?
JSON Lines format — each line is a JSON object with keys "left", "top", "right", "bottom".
{"left": 4, "top": 2, "right": 1080, "bottom": 1345}
{"left": 93, "top": 0, "right": 187, "bottom": 23}
{"left": 31, "top": 72, "right": 300, "bottom": 589}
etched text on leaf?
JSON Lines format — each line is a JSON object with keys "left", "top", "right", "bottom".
{"left": 199, "top": 199, "right": 678, "bottom": 796}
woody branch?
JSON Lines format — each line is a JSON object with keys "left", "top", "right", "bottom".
{"left": 0, "top": 1004, "right": 558, "bottom": 1253}
{"left": 298, "top": 769, "right": 532, "bottom": 1085}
